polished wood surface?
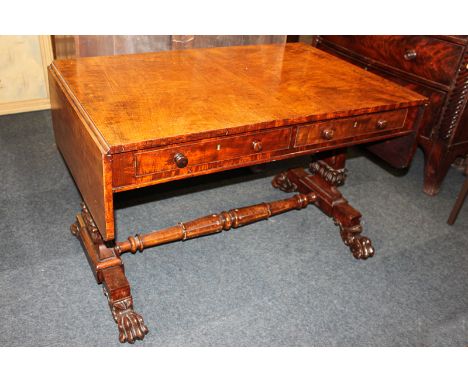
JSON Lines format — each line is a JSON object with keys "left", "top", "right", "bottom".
{"left": 320, "top": 36, "right": 464, "bottom": 87}
{"left": 50, "top": 43, "right": 424, "bottom": 153}
{"left": 71, "top": 204, "right": 148, "bottom": 343}
{"left": 316, "top": 35, "right": 468, "bottom": 195}
{"left": 115, "top": 193, "right": 317, "bottom": 255}
{"left": 294, "top": 108, "right": 407, "bottom": 147}
{"left": 49, "top": 68, "right": 114, "bottom": 240}
{"left": 275, "top": 166, "right": 374, "bottom": 259}
{"left": 50, "top": 42, "right": 426, "bottom": 240}
{"left": 134, "top": 127, "right": 291, "bottom": 176}
{"left": 111, "top": 107, "right": 420, "bottom": 192}
{"left": 50, "top": 42, "right": 427, "bottom": 343}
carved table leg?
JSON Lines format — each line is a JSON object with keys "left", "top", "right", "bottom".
{"left": 272, "top": 153, "right": 374, "bottom": 259}
{"left": 101, "top": 266, "right": 149, "bottom": 344}
{"left": 71, "top": 203, "right": 148, "bottom": 343}
{"left": 422, "top": 142, "right": 454, "bottom": 196}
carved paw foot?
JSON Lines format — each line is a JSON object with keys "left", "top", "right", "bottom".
{"left": 336, "top": 222, "right": 375, "bottom": 260}
{"left": 115, "top": 305, "right": 149, "bottom": 344}
{"left": 347, "top": 235, "right": 374, "bottom": 259}
{"left": 104, "top": 290, "right": 149, "bottom": 344}
{"left": 272, "top": 171, "right": 297, "bottom": 192}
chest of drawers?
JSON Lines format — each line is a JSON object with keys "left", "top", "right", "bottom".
{"left": 315, "top": 35, "right": 468, "bottom": 195}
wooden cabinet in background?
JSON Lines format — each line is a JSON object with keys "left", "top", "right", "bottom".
{"left": 315, "top": 35, "right": 468, "bottom": 195}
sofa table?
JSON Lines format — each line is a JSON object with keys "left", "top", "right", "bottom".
{"left": 48, "top": 42, "right": 426, "bottom": 343}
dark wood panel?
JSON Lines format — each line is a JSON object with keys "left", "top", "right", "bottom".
{"left": 320, "top": 36, "right": 464, "bottom": 87}
{"left": 452, "top": 103, "right": 468, "bottom": 144}
{"left": 316, "top": 42, "right": 446, "bottom": 140}
{"left": 365, "top": 107, "right": 425, "bottom": 168}
{"left": 364, "top": 70, "right": 446, "bottom": 139}
{"left": 439, "top": 51, "right": 468, "bottom": 144}
{"left": 315, "top": 35, "right": 468, "bottom": 194}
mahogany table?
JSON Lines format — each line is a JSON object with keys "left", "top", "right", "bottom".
{"left": 48, "top": 43, "right": 427, "bottom": 343}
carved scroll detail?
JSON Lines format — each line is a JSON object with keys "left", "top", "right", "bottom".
{"left": 309, "top": 160, "right": 347, "bottom": 186}
{"left": 75, "top": 202, "right": 101, "bottom": 243}
{"left": 272, "top": 171, "right": 298, "bottom": 192}
{"left": 334, "top": 220, "right": 374, "bottom": 260}
{"left": 104, "top": 290, "right": 149, "bottom": 344}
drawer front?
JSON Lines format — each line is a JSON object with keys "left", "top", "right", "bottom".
{"left": 295, "top": 109, "right": 408, "bottom": 147}
{"left": 136, "top": 128, "right": 291, "bottom": 176}
{"left": 377, "top": 73, "right": 446, "bottom": 139}
{"left": 314, "top": 45, "right": 446, "bottom": 139}
{"left": 320, "top": 36, "right": 464, "bottom": 86}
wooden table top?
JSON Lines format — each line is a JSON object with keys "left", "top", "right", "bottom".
{"left": 50, "top": 42, "right": 426, "bottom": 153}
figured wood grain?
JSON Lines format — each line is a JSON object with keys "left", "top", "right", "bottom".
{"left": 111, "top": 117, "right": 418, "bottom": 191}
{"left": 51, "top": 42, "right": 434, "bottom": 343}
{"left": 365, "top": 107, "right": 425, "bottom": 168}
{"left": 49, "top": 68, "right": 115, "bottom": 240}
{"left": 315, "top": 41, "right": 447, "bottom": 140}
{"left": 315, "top": 35, "right": 468, "bottom": 195}
{"left": 135, "top": 127, "right": 291, "bottom": 176}
{"left": 50, "top": 43, "right": 425, "bottom": 154}
{"left": 375, "top": 73, "right": 446, "bottom": 139}
{"left": 294, "top": 108, "right": 407, "bottom": 147}
{"left": 320, "top": 36, "right": 464, "bottom": 87}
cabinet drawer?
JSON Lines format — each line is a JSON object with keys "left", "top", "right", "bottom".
{"left": 372, "top": 71, "right": 446, "bottom": 139}
{"left": 320, "top": 36, "right": 464, "bottom": 86}
{"left": 135, "top": 128, "right": 291, "bottom": 176}
{"left": 315, "top": 44, "right": 447, "bottom": 139}
{"left": 295, "top": 109, "right": 408, "bottom": 147}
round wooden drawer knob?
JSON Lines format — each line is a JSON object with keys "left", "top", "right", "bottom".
{"left": 404, "top": 49, "right": 417, "bottom": 61}
{"left": 321, "top": 128, "right": 334, "bottom": 140}
{"left": 376, "top": 120, "right": 388, "bottom": 130}
{"left": 251, "top": 140, "right": 263, "bottom": 152}
{"left": 173, "top": 152, "right": 188, "bottom": 168}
